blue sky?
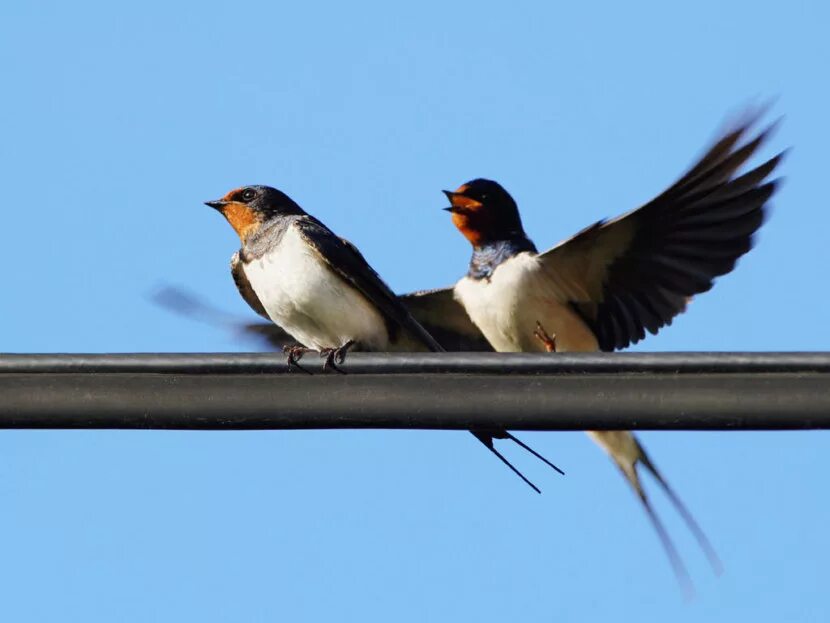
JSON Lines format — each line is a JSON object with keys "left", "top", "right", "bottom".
{"left": 1, "top": 1, "right": 829, "bottom": 621}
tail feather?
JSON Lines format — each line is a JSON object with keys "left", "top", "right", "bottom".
{"left": 590, "top": 431, "right": 721, "bottom": 593}
{"left": 505, "top": 432, "right": 565, "bottom": 475}
{"left": 609, "top": 453, "right": 695, "bottom": 597}
{"left": 472, "top": 429, "right": 565, "bottom": 493}
{"left": 625, "top": 471, "right": 696, "bottom": 600}
{"left": 472, "top": 431, "right": 542, "bottom": 494}
{"left": 637, "top": 444, "right": 724, "bottom": 575}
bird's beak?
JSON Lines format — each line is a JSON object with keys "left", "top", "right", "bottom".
{"left": 442, "top": 190, "right": 456, "bottom": 212}
{"left": 205, "top": 200, "right": 228, "bottom": 211}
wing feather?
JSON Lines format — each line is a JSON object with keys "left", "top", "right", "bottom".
{"left": 294, "top": 219, "right": 444, "bottom": 352}
{"left": 541, "top": 117, "right": 782, "bottom": 351}
{"left": 230, "top": 251, "right": 270, "bottom": 321}
{"left": 401, "top": 288, "right": 493, "bottom": 351}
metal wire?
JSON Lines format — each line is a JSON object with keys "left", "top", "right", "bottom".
{"left": 0, "top": 352, "right": 828, "bottom": 430}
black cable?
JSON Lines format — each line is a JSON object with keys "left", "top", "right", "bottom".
{"left": 0, "top": 353, "right": 828, "bottom": 431}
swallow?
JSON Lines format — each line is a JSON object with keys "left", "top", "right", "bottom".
{"left": 151, "top": 285, "right": 493, "bottom": 353}
{"left": 204, "top": 184, "right": 563, "bottom": 491}
{"left": 429, "top": 114, "right": 783, "bottom": 591}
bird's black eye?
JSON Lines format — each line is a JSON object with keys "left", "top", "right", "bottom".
{"left": 241, "top": 188, "right": 257, "bottom": 201}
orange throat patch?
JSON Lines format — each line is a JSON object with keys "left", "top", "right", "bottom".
{"left": 451, "top": 211, "right": 486, "bottom": 247}
{"left": 449, "top": 194, "right": 486, "bottom": 246}
{"left": 222, "top": 202, "right": 261, "bottom": 242}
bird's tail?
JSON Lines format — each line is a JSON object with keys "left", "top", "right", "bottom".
{"left": 588, "top": 430, "right": 722, "bottom": 594}
{"left": 637, "top": 441, "right": 723, "bottom": 575}
{"left": 623, "top": 464, "right": 696, "bottom": 600}
{"left": 472, "top": 430, "right": 564, "bottom": 494}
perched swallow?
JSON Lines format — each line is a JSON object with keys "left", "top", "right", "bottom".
{"left": 432, "top": 115, "right": 783, "bottom": 591}
{"left": 204, "top": 184, "right": 563, "bottom": 490}
{"left": 151, "top": 284, "right": 493, "bottom": 353}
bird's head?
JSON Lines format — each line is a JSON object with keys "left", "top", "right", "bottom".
{"left": 443, "top": 179, "right": 525, "bottom": 247}
{"left": 205, "top": 185, "right": 304, "bottom": 243}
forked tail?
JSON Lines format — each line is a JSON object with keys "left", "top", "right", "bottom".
{"left": 637, "top": 445, "right": 724, "bottom": 575}
{"left": 471, "top": 430, "right": 564, "bottom": 494}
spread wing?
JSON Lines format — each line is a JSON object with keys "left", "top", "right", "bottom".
{"left": 231, "top": 251, "right": 270, "bottom": 321}
{"left": 539, "top": 114, "right": 783, "bottom": 351}
{"left": 294, "top": 218, "right": 444, "bottom": 352}
{"left": 401, "top": 288, "right": 493, "bottom": 351}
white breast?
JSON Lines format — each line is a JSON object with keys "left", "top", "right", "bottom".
{"left": 242, "top": 225, "right": 388, "bottom": 351}
{"left": 454, "top": 252, "right": 599, "bottom": 353}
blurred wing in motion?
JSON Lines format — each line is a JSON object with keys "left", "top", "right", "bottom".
{"left": 149, "top": 285, "right": 295, "bottom": 350}
{"left": 152, "top": 284, "right": 492, "bottom": 352}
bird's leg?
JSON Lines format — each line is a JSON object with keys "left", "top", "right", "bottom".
{"left": 283, "top": 344, "right": 313, "bottom": 374}
{"left": 533, "top": 321, "right": 557, "bottom": 353}
{"left": 320, "top": 339, "right": 357, "bottom": 373}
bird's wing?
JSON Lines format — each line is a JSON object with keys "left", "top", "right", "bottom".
{"left": 400, "top": 287, "right": 493, "bottom": 351}
{"left": 538, "top": 114, "right": 783, "bottom": 351}
{"left": 149, "top": 284, "right": 295, "bottom": 348}
{"left": 293, "top": 218, "right": 444, "bottom": 352}
{"left": 150, "top": 283, "right": 490, "bottom": 352}
{"left": 238, "top": 321, "right": 297, "bottom": 350}
{"left": 230, "top": 251, "right": 270, "bottom": 321}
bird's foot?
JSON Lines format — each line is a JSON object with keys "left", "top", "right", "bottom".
{"left": 533, "top": 321, "right": 557, "bottom": 353}
{"left": 320, "top": 340, "right": 357, "bottom": 373}
{"left": 283, "top": 344, "right": 313, "bottom": 374}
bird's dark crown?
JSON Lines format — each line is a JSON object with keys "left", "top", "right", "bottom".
{"left": 222, "top": 185, "right": 305, "bottom": 217}
{"left": 444, "top": 178, "right": 528, "bottom": 247}
{"left": 206, "top": 185, "right": 305, "bottom": 242}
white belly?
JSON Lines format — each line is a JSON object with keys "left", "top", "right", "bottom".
{"left": 242, "top": 225, "right": 388, "bottom": 351}
{"left": 454, "top": 252, "right": 599, "bottom": 353}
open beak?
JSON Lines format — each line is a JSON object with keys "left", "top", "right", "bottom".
{"left": 205, "top": 200, "right": 228, "bottom": 211}
{"left": 442, "top": 190, "right": 456, "bottom": 212}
